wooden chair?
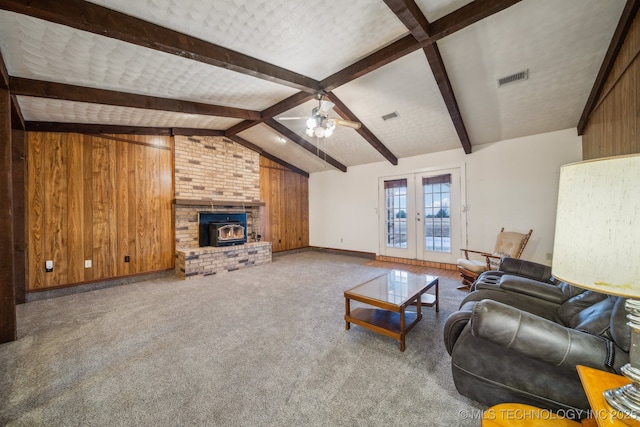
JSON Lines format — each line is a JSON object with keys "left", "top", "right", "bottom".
{"left": 457, "top": 228, "right": 533, "bottom": 289}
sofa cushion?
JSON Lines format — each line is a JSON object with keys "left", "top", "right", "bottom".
{"left": 570, "top": 296, "right": 616, "bottom": 336}
{"left": 557, "top": 291, "right": 609, "bottom": 326}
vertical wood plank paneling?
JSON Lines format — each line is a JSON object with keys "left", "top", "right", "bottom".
{"left": 116, "top": 139, "right": 129, "bottom": 276}
{"left": 583, "top": 13, "right": 640, "bottom": 159}
{"left": 300, "top": 176, "right": 309, "bottom": 247}
{"left": 159, "top": 140, "right": 173, "bottom": 268}
{"left": 135, "top": 144, "right": 147, "bottom": 272}
{"left": 27, "top": 132, "right": 45, "bottom": 289}
{"left": 82, "top": 135, "right": 94, "bottom": 282}
{"left": 259, "top": 157, "right": 272, "bottom": 243}
{"left": 285, "top": 171, "right": 300, "bottom": 248}
{"left": 106, "top": 139, "right": 118, "bottom": 277}
{"left": 92, "top": 136, "right": 109, "bottom": 280}
{"left": 270, "top": 167, "right": 283, "bottom": 252}
{"left": 66, "top": 133, "right": 84, "bottom": 283}
{"left": 148, "top": 147, "right": 161, "bottom": 270}
{"left": 127, "top": 141, "right": 137, "bottom": 273}
{"left": 26, "top": 132, "right": 174, "bottom": 290}
{"left": 259, "top": 156, "right": 309, "bottom": 252}
{"left": 44, "top": 132, "right": 68, "bottom": 287}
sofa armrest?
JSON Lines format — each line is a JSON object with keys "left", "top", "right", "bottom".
{"left": 499, "top": 275, "right": 569, "bottom": 304}
{"left": 470, "top": 300, "right": 613, "bottom": 369}
{"left": 498, "top": 258, "right": 553, "bottom": 283}
{"left": 443, "top": 301, "right": 476, "bottom": 355}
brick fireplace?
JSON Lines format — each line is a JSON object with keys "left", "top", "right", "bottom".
{"left": 173, "top": 135, "right": 271, "bottom": 279}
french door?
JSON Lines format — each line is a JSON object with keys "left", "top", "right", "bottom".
{"left": 378, "top": 166, "right": 465, "bottom": 264}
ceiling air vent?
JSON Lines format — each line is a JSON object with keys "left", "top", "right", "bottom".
{"left": 497, "top": 69, "right": 529, "bottom": 87}
{"left": 381, "top": 111, "right": 400, "bottom": 121}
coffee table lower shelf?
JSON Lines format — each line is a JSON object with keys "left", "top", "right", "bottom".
{"left": 345, "top": 308, "right": 419, "bottom": 351}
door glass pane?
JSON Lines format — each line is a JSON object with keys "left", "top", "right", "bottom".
{"left": 384, "top": 179, "right": 407, "bottom": 248}
{"left": 423, "top": 174, "right": 451, "bottom": 253}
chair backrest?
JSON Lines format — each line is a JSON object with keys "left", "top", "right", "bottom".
{"left": 493, "top": 228, "right": 533, "bottom": 259}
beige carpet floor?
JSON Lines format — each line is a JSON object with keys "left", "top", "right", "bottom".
{"left": 0, "top": 250, "right": 484, "bottom": 426}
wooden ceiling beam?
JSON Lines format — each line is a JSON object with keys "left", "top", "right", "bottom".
{"left": 265, "top": 119, "right": 347, "bottom": 172}
{"left": 428, "top": 0, "right": 522, "bottom": 42}
{"left": 423, "top": 43, "right": 471, "bottom": 154}
{"left": 0, "top": 50, "right": 8, "bottom": 90}
{"left": 321, "top": 35, "right": 420, "bottom": 92}
{"left": 0, "top": 0, "right": 320, "bottom": 93}
{"left": 384, "top": 1, "right": 475, "bottom": 154}
{"left": 10, "top": 77, "right": 260, "bottom": 120}
{"left": 326, "top": 92, "right": 398, "bottom": 165}
{"left": 578, "top": 0, "right": 640, "bottom": 135}
{"left": 24, "top": 121, "right": 173, "bottom": 135}
{"left": 225, "top": 91, "right": 315, "bottom": 136}
{"left": 171, "top": 128, "right": 225, "bottom": 137}
{"left": 383, "top": 0, "right": 430, "bottom": 42}
{"left": 10, "top": 95, "right": 24, "bottom": 131}
{"left": 227, "top": 134, "right": 310, "bottom": 178}
{"left": 322, "top": 0, "right": 521, "bottom": 92}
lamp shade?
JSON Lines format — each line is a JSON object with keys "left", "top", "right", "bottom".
{"left": 551, "top": 154, "right": 640, "bottom": 297}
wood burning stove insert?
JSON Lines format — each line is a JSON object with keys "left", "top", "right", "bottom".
{"left": 198, "top": 212, "right": 247, "bottom": 247}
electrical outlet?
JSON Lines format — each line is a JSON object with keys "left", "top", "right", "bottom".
{"left": 84, "top": 260, "right": 92, "bottom": 268}
{"left": 124, "top": 256, "right": 130, "bottom": 263}
{"left": 45, "top": 260, "right": 53, "bottom": 272}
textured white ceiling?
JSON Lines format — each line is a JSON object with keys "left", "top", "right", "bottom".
{"left": 437, "top": 0, "right": 625, "bottom": 144}
{"left": 84, "top": 0, "right": 410, "bottom": 80}
{"left": 333, "top": 50, "right": 462, "bottom": 158}
{"left": 0, "top": 0, "right": 628, "bottom": 174}
{"left": 0, "top": 11, "right": 298, "bottom": 111}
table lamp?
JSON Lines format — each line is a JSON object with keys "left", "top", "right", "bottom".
{"left": 552, "top": 154, "right": 640, "bottom": 419}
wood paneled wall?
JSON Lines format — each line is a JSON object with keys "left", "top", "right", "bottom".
{"left": 259, "top": 157, "right": 309, "bottom": 252}
{"left": 583, "top": 12, "right": 640, "bottom": 159}
{"left": 26, "top": 132, "right": 173, "bottom": 290}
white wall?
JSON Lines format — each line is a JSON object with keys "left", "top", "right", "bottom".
{"left": 309, "top": 128, "right": 582, "bottom": 265}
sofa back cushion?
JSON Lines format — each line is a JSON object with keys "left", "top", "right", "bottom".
{"left": 570, "top": 296, "right": 616, "bottom": 335}
{"left": 558, "top": 291, "right": 609, "bottom": 326}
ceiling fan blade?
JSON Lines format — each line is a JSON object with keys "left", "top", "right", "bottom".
{"left": 334, "top": 118, "right": 361, "bottom": 129}
{"left": 276, "top": 117, "right": 308, "bottom": 121}
{"left": 318, "top": 100, "right": 335, "bottom": 115}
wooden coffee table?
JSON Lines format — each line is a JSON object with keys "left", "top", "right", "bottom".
{"left": 344, "top": 270, "right": 438, "bottom": 351}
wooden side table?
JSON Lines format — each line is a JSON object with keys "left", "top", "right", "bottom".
{"left": 481, "top": 403, "right": 586, "bottom": 426}
{"left": 577, "top": 365, "right": 640, "bottom": 427}
{"left": 480, "top": 366, "right": 640, "bottom": 426}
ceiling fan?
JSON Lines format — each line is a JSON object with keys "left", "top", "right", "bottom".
{"left": 277, "top": 93, "right": 361, "bottom": 138}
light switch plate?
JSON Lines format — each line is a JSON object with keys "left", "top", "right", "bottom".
{"left": 85, "top": 260, "right": 92, "bottom": 268}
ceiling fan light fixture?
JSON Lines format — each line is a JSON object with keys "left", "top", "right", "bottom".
{"left": 306, "top": 127, "right": 315, "bottom": 137}
{"left": 326, "top": 118, "right": 336, "bottom": 131}
{"left": 314, "top": 127, "right": 326, "bottom": 138}
{"left": 306, "top": 117, "right": 316, "bottom": 129}
{"left": 324, "top": 127, "right": 334, "bottom": 138}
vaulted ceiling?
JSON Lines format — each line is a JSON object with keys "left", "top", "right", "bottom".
{"left": 0, "top": 0, "right": 634, "bottom": 174}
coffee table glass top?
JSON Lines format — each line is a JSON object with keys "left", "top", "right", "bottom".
{"left": 346, "top": 270, "right": 438, "bottom": 305}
